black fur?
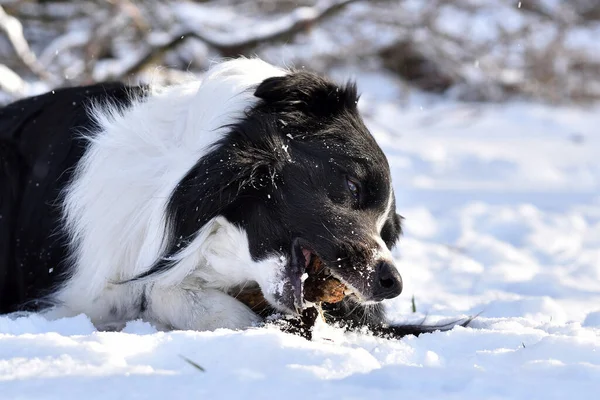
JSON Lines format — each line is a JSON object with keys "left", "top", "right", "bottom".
{"left": 0, "top": 83, "right": 145, "bottom": 312}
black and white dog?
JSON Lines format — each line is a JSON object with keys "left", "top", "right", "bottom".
{"left": 0, "top": 58, "right": 459, "bottom": 337}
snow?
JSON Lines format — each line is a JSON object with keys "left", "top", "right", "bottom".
{"left": 0, "top": 64, "right": 26, "bottom": 94}
{"left": 1, "top": 71, "right": 599, "bottom": 398}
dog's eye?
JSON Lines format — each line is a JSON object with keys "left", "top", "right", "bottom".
{"left": 346, "top": 178, "right": 360, "bottom": 199}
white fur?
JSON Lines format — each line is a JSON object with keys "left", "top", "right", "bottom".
{"left": 373, "top": 189, "right": 395, "bottom": 263}
{"left": 49, "top": 58, "right": 289, "bottom": 330}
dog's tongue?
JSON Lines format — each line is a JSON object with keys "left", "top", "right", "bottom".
{"left": 302, "top": 249, "right": 311, "bottom": 268}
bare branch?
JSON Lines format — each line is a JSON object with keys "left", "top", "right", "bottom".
{"left": 0, "top": 5, "right": 53, "bottom": 82}
{"left": 116, "top": 0, "right": 360, "bottom": 78}
{"left": 0, "top": 63, "right": 26, "bottom": 96}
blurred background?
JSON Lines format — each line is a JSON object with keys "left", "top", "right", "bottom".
{"left": 1, "top": 0, "right": 599, "bottom": 104}
{"left": 1, "top": 0, "right": 600, "bottom": 324}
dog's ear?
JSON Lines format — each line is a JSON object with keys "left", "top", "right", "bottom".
{"left": 254, "top": 72, "right": 358, "bottom": 117}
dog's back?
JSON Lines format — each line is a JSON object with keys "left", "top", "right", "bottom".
{"left": 0, "top": 83, "right": 139, "bottom": 312}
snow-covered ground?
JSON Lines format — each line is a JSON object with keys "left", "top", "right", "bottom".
{"left": 1, "top": 70, "right": 599, "bottom": 399}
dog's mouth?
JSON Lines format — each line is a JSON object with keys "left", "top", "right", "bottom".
{"left": 231, "top": 239, "right": 366, "bottom": 316}
{"left": 296, "top": 245, "right": 361, "bottom": 307}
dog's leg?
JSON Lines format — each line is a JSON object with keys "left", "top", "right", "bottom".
{"left": 145, "top": 285, "right": 262, "bottom": 331}
{"left": 322, "top": 298, "right": 471, "bottom": 339}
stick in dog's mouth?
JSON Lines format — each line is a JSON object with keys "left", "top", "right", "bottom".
{"left": 231, "top": 249, "right": 352, "bottom": 317}
{"left": 301, "top": 248, "right": 347, "bottom": 304}
{"left": 229, "top": 248, "right": 361, "bottom": 339}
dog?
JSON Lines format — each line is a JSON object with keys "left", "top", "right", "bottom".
{"left": 0, "top": 58, "right": 462, "bottom": 337}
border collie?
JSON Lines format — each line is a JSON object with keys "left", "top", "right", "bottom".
{"left": 0, "top": 58, "right": 460, "bottom": 337}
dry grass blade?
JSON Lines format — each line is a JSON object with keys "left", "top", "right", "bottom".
{"left": 180, "top": 355, "right": 206, "bottom": 372}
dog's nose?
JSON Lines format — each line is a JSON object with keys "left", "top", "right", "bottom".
{"left": 372, "top": 261, "right": 403, "bottom": 301}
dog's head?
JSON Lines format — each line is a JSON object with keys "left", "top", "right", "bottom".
{"left": 146, "top": 67, "right": 404, "bottom": 315}
{"left": 226, "top": 71, "right": 404, "bottom": 313}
